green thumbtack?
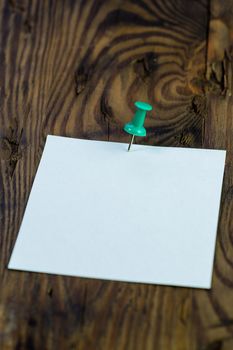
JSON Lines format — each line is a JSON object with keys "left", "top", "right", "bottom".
{"left": 124, "top": 101, "right": 153, "bottom": 151}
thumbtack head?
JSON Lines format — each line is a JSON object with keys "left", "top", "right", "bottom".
{"left": 123, "top": 101, "right": 153, "bottom": 151}
{"left": 134, "top": 101, "right": 153, "bottom": 112}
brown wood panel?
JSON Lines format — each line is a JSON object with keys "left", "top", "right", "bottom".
{"left": 200, "top": 1, "right": 233, "bottom": 349}
{"left": 207, "top": 0, "right": 233, "bottom": 95}
{"left": 1, "top": 0, "right": 232, "bottom": 349}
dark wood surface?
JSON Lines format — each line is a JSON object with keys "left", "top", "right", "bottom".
{"left": 0, "top": 0, "right": 233, "bottom": 349}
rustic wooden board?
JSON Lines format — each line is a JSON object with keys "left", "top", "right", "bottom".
{"left": 0, "top": 0, "right": 233, "bottom": 349}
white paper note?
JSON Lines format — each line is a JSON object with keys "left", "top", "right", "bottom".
{"left": 8, "top": 135, "right": 226, "bottom": 288}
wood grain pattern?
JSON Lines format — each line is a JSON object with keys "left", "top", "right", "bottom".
{"left": 0, "top": 0, "right": 232, "bottom": 349}
{"left": 207, "top": 0, "right": 233, "bottom": 95}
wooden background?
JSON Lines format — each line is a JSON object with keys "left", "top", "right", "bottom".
{"left": 0, "top": 0, "right": 233, "bottom": 349}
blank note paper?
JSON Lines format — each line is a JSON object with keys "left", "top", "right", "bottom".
{"left": 8, "top": 135, "right": 226, "bottom": 289}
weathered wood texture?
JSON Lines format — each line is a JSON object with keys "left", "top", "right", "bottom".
{"left": 0, "top": 0, "right": 232, "bottom": 349}
{"left": 207, "top": 0, "right": 233, "bottom": 94}
{"left": 203, "top": 1, "right": 233, "bottom": 348}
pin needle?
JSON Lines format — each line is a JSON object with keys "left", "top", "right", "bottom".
{"left": 128, "top": 135, "right": 135, "bottom": 151}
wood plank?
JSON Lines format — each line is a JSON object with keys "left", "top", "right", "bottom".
{"left": 196, "top": 1, "right": 233, "bottom": 348}
{"left": 2, "top": 0, "right": 232, "bottom": 349}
